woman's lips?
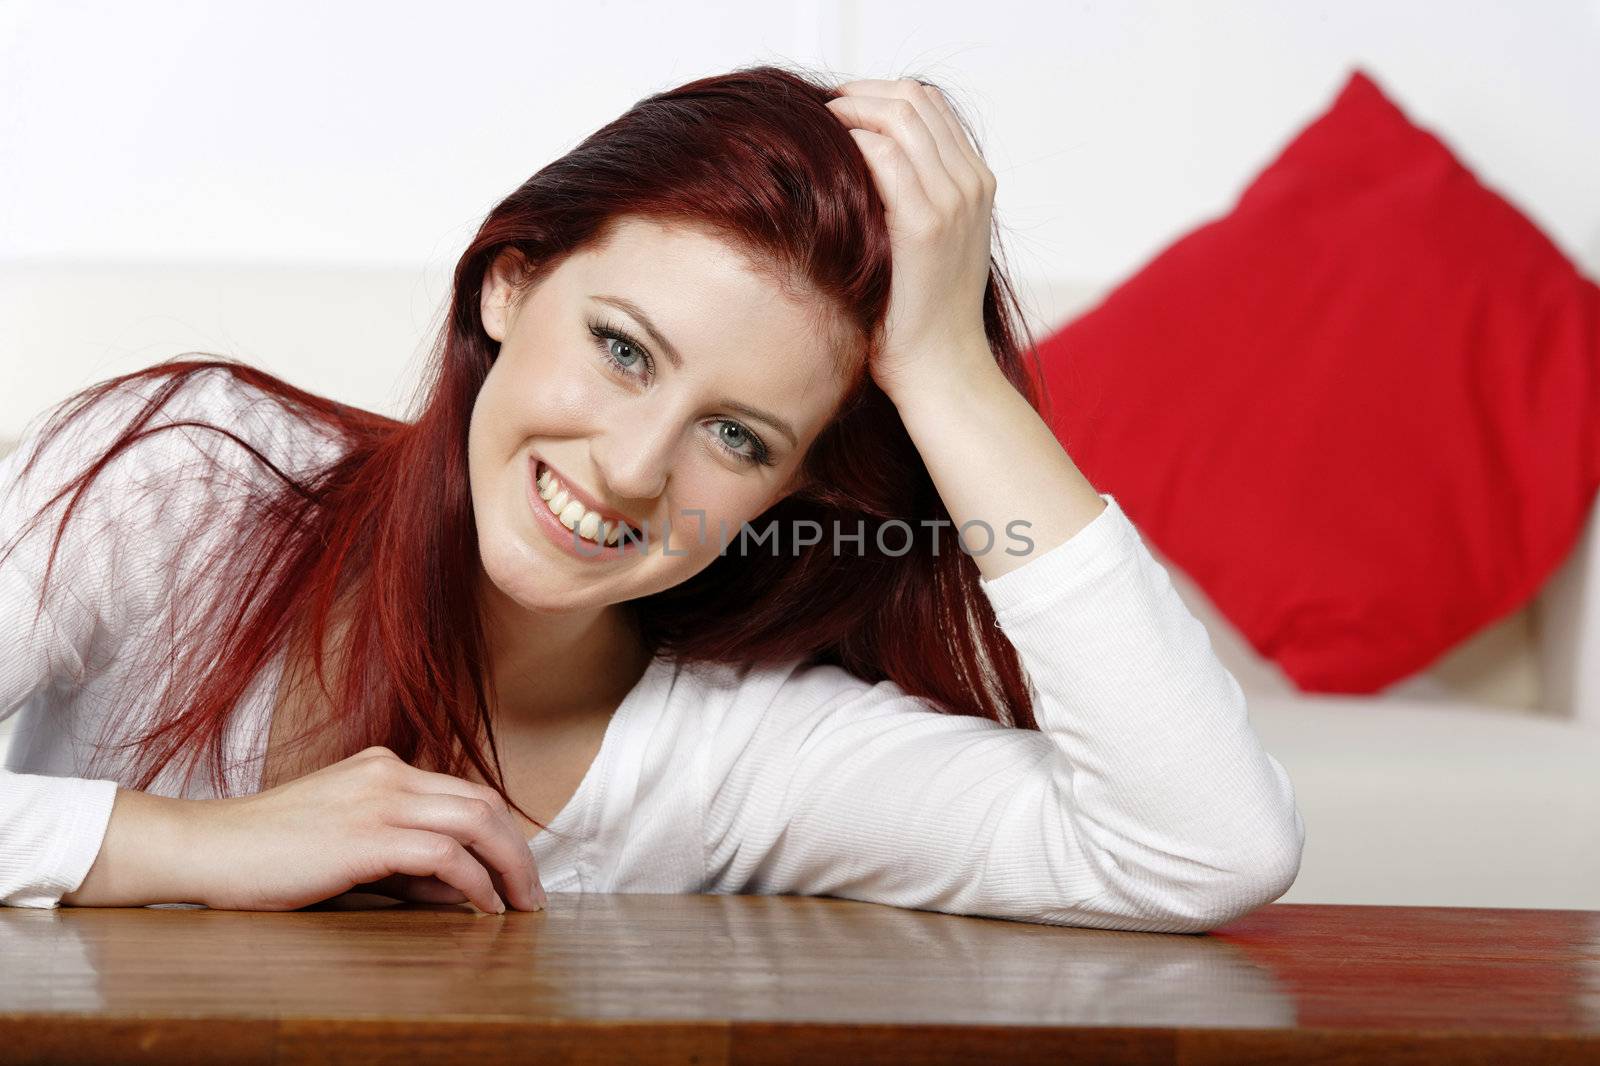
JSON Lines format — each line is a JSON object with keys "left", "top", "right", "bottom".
{"left": 534, "top": 458, "right": 639, "bottom": 531}
{"left": 527, "top": 457, "right": 638, "bottom": 559}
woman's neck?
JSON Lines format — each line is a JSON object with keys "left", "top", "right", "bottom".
{"left": 480, "top": 582, "right": 654, "bottom": 726}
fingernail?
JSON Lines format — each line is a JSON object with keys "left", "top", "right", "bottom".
{"left": 535, "top": 884, "right": 549, "bottom": 909}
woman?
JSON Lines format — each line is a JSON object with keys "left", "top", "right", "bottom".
{"left": 0, "top": 65, "right": 1304, "bottom": 932}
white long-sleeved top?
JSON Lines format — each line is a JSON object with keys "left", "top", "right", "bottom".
{"left": 1, "top": 369, "right": 1305, "bottom": 930}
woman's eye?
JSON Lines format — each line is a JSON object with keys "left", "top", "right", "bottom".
{"left": 712, "top": 420, "right": 772, "bottom": 467}
{"left": 606, "top": 337, "right": 641, "bottom": 368}
{"left": 588, "top": 321, "right": 654, "bottom": 378}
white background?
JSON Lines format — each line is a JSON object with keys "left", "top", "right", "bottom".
{"left": 2, "top": 1, "right": 1596, "bottom": 352}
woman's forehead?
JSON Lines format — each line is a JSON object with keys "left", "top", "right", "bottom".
{"left": 570, "top": 222, "right": 856, "bottom": 370}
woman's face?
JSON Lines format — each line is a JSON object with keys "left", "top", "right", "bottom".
{"left": 469, "top": 215, "right": 857, "bottom": 615}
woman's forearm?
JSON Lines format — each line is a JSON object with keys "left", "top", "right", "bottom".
{"left": 890, "top": 351, "right": 1108, "bottom": 583}
{"left": 60, "top": 787, "right": 209, "bottom": 907}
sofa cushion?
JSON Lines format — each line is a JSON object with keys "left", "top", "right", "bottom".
{"left": 1034, "top": 68, "right": 1600, "bottom": 694}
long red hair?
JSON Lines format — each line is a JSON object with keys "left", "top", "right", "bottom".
{"left": 2, "top": 63, "right": 1052, "bottom": 836}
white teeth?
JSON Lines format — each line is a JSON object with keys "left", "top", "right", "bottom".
{"left": 537, "top": 464, "right": 634, "bottom": 547}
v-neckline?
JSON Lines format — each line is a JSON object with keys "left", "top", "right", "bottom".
{"left": 523, "top": 652, "right": 673, "bottom": 843}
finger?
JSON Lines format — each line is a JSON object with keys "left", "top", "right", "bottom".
{"left": 384, "top": 761, "right": 544, "bottom": 909}
{"left": 833, "top": 80, "right": 978, "bottom": 197}
{"left": 348, "top": 750, "right": 540, "bottom": 910}
{"left": 850, "top": 128, "right": 938, "bottom": 228}
{"left": 384, "top": 827, "right": 507, "bottom": 915}
{"left": 391, "top": 761, "right": 514, "bottom": 813}
{"left": 390, "top": 792, "right": 544, "bottom": 912}
{"left": 826, "top": 94, "right": 957, "bottom": 208}
{"left": 920, "top": 86, "right": 993, "bottom": 192}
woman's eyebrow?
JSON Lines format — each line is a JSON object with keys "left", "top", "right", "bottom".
{"left": 592, "top": 293, "right": 687, "bottom": 370}
{"left": 589, "top": 293, "right": 799, "bottom": 449}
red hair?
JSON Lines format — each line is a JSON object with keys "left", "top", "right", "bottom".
{"left": 2, "top": 63, "right": 1052, "bottom": 836}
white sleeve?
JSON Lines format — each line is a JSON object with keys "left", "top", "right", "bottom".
{"left": 0, "top": 369, "right": 304, "bottom": 908}
{"left": 1, "top": 393, "right": 148, "bottom": 907}
{"left": 699, "top": 493, "right": 1306, "bottom": 934}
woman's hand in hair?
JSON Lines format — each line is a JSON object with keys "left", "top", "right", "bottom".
{"left": 192, "top": 746, "right": 547, "bottom": 915}
{"left": 824, "top": 78, "right": 999, "bottom": 402}
{"left": 826, "top": 78, "right": 1109, "bottom": 582}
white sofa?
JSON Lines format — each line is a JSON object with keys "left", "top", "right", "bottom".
{"left": 3, "top": 265, "right": 1596, "bottom": 909}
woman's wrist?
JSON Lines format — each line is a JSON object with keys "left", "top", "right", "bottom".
{"left": 60, "top": 787, "right": 214, "bottom": 908}
{"left": 883, "top": 341, "right": 1009, "bottom": 420}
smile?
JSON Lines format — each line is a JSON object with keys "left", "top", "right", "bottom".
{"left": 527, "top": 458, "right": 642, "bottom": 560}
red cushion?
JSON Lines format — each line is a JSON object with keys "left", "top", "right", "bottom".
{"left": 1035, "top": 68, "right": 1600, "bottom": 694}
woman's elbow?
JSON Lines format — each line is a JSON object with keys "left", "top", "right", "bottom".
{"left": 1188, "top": 834, "right": 1305, "bottom": 932}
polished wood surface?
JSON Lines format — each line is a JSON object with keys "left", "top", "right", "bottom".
{"left": 2, "top": 897, "right": 1596, "bottom": 1064}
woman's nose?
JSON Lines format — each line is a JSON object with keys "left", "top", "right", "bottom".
{"left": 593, "top": 412, "right": 676, "bottom": 503}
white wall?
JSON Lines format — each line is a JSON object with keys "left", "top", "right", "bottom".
{"left": 5, "top": 0, "right": 1599, "bottom": 275}
{"left": 4, "top": 2, "right": 1599, "bottom": 436}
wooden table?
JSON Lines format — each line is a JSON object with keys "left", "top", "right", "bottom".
{"left": 2, "top": 895, "right": 1596, "bottom": 1064}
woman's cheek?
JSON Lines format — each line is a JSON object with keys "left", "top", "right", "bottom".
{"left": 534, "top": 364, "right": 614, "bottom": 431}
{"left": 676, "top": 491, "right": 757, "bottom": 562}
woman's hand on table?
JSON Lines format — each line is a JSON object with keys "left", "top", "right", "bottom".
{"left": 195, "top": 746, "right": 546, "bottom": 915}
